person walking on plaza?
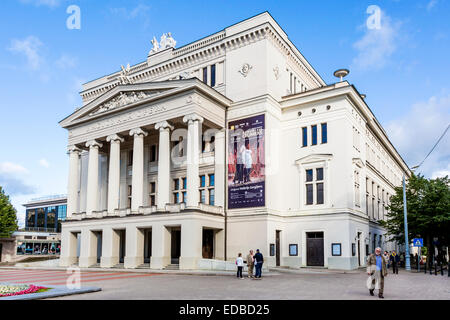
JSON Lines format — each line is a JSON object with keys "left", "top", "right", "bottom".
{"left": 246, "top": 250, "right": 255, "bottom": 278}
{"left": 236, "top": 253, "right": 244, "bottom": 279}
{"left": 383, "top": 251, "right": 390, "bottom": 269}
{"left": 367, "top": 247, "right": 388, "bottom": 299}
{"left": 253, "top": 249, "right": 264, "bottom": 279}
{"left": 390, "top": 251, "right": 400, "bottom": 274}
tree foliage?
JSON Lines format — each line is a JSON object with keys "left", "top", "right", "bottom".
{"left": 380, "top": 174, "right": 450, "bottom": 260}
{"left": 0, "top": 186, "right": 18, "bottom": 238}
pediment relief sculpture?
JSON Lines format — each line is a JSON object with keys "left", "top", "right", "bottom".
{"left": 88, "top": 91, "right": 160, "bottom": 116}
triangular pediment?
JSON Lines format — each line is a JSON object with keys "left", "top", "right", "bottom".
{"left": 295, "top": 153, "right": 333, "bottom": 166}
{"left": 60, "top": 79, "right": 218, "bottom": 128}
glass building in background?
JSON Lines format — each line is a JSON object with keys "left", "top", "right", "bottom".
{"left": 14, "top": 195, "right": 67, "bottom": 255}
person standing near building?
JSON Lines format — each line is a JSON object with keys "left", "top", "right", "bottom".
{"left": 246, "top": 250, "right": 254, "bottom": 278}
{"left": 367, "top": 247, "right": 388, "bottom": 298}
{"left": 253, "top": 249, "right": 264, "bottom": 279}
{"left": 383, "top": 251, "right": 390, "bottom": 269}
{"left": 236, "top": 253, "right": 244, "bottom": 279}
{"left": 244, "top": 141, "right": 253, "bottom": 183}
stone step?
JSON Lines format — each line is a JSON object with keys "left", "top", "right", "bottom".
{"left": 164, "top": 264, "right": 180, "bottom": 270}
{"left": 113, "top": 263, "right": 125, "bottom": 269}
{"left": 89, "top": 263, "right": 100, "bottom": 268}
{"left": 137, "top": 263, "right": 150, "bottom": 269}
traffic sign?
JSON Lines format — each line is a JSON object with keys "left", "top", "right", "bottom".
{"left": 413, "top": 238, "right": 423, "bottom": 247}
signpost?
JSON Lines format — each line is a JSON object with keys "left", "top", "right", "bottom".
{"left": 413, "top": 238, "right": 423, "bottom": 272}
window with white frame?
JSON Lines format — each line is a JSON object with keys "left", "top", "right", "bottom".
{"left": 173, "top": 177, "right": 187, "bottom": 204}
{"left": 199, "top": 174, "right": 215, "bottom": 205}
{"left": 149, "top": 181, "right": 156, "bottom": 206}
{"left": 366, "top": 178, "right": 370, "bottom": 215}
{"left": 305, "top": 167, "right": 324, "bottom": 205}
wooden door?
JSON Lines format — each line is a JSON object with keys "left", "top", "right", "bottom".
{"left": 306, "top": 232, "right": 324, "bottom": 266}
{"left": 276, "top": 231, "right": 281, "bottom": 266}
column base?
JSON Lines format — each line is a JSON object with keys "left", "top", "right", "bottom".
{"left": 59, "top": 256, "right": 78, "bottom": 267}
{"left": 150, "top": 256, "right": 170, "bottom": 269}
{"left": 100, "top": 256, "right": 119, "bottom": 268}
{"left": 124, "top": 256, "right": 144, "bottom": 269}
{"left": 78, "top": 256, "right": 97, "bottom": 268}
{"left": 179, "top": 257, "right": 201, "bottom": 270}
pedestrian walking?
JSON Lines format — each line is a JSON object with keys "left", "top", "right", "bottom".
{"left": 246, "top": 250, "right": 255, "bottom": 278}
{"left": 367, "top": 247, "right": 388, "bottom": 299}
{"left": 390, "top": 251, "right": 399, "bottom": 274}
{"left": 253, "top": 249, "right": 264, "bottom": 279}
{"left": 383, "top": 251, "right": 390, "bottom": 269}
{"left": 236, "top": 253, "right": 244, "bottom": 279}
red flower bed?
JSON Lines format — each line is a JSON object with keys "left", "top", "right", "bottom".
{"left": 0, "top": 285, "right": 48, "bottom": 297}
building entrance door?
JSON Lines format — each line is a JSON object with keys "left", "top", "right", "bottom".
{"left": 144, "top": 229, "right": 152, "bottom": 264}
{"left": 95, "top": 231, "right": 102, "bottom": 264}
{"left": 357, "top": 232, "right": 361, "bottom": 267}
{"left": 118, "top": 230, "right": 126, "bottom": 264}
{"left": 306, "top": 232, "right": 324, "bottom": 266}
{"left": 171, "top": 229, "right": 181, "bottom": 264}
{"left": 276, "top": 230, "right": 281, "bottom": 266}
{"left": 202, "top": 229, "right": 214, "bottom": 259}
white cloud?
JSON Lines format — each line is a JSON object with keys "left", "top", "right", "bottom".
{"left": 386, "top": 93, "right": 450, "bottom": 178}
{"left": 110, "top": 4, "right": 151, "bottom": 19}
{"left": 352, "top": 11, "right": 401, "bottom": 71}
{"left": 18, "top": 0, "right": 62, "bottom": 8}
{"left": 431, "top": 164, "right": 450, "bottom": 179}
{"left": 427, "top": 0, "right": 438, "bottom": 11}
{"left": 55, "top": 54, "right": 77, "bottom": 69}
{"left": 0, "top": 162, "right": 28, "bottom": 175}
{"left": 39, "top": 158, "right": 50, "bottom": 168}
{"left": 8, "top": 36, "right": 44, "bottom": 70}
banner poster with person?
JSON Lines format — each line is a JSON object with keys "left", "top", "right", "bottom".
{"left": 228, "top": 114, "right": 265, "bottom": 209}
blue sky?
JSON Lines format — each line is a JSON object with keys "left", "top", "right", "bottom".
{"left": 0, "top": 0, "right": 449, "bottom": 226}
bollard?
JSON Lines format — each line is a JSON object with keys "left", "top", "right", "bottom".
{"left": 424, "top": 262, "right": 426, "bottom": 274}
{"left": 441, "top": 263, "right": 444, "bottom": 276}
{"left": 434, "top": 262, "right": 437, "bottom": 275}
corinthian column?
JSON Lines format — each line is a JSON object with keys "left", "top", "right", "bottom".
{"left": 67, "top": 145, "right": 81, "bottom": 217}
{"left": 86, "top": 139, "right": 103, "bottom": 215}
{"left": 130, "top": 127, "right": 148, "bottom": 212}
{"left": 155, "top": 120, "right": 174, "bottom": 210}
{"left": 106, "top": 134, "right": 124, "bottom": 213}
{"left": 183, "top": 114, "right": 203, "bottom": 208}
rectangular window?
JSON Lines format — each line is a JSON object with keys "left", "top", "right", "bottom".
{"left": 316, "top": 168, "right": 324, "bottom": 181}
{"left": 290, "top": 72, "right": 293, "bottom": 93}
{"left": 306, "top": 184, "right": 313, "bottom": 205}
{"left": 317, "top": 183, "right": 324, "bottom": 204}
{"left": 321, "top": 123, "right": 327, "bottom": 144}
{"left": 209, "top": 174, "right": 215, "bottom": 187}
{"left": 306, "top": 169, "right": 313, "bottom": 182}
{"left": 200, "top": 175, "right": 206, "bottom": 188}
{"left": 174, "top": 193, "right": 179, "bottom": 204}
{"left": 202, "top": 67, "right": 207, "bottom": 84}
{"left": 311, "top": 125, "right": 317, "bottom": 145}
{"left": 210, "top": 64, "right": 216, "bottom": 87}
{"left": 150, "top": 195, "right": 155, "bottom": 206}
{"left": 174, "top": 179, "right": 179, "bottom": 190}
{"left": 209, "top": 189, "right": 215, "bottom": 206}
{"left": 182, "top": 191, "right": 187, "bottom": 203}
{"left": 302, "top": 127, "right": 308, "bottom": 147}
{"left": 200, "top": 190, "right": 206, "bottom": 204}
{"left": 182, "top": 177, "right": 187, "bottom": 190}
{"left": 150, "top": 145, "right": 157, "bottom": 162}
{"left": 128, "top": 150, "right": 133, "bottom": 166}
{"left": 294, "top": 76, "right": 297, "bottom": 93}
{"left": 150, "top": 182, "right": 156, "bottom": 194}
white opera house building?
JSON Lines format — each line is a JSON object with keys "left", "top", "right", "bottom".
{"left": 59, "top": 12, "right": 409, "bottom": 270}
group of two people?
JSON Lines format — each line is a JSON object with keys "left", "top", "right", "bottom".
{"left": 236, "top": 249, "right": 264, "bottom": 279}
{"left": 383, "top": 250, "right": 401, "bottom": 274}
{"left": 233, "top": 140, "right": 253, "bottom": 185}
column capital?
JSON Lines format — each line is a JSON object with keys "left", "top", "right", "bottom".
{"left": 67, "top": 145, "right": 81, "bottom": 154}
{"left": 183, "top": 113, "right": 204, "bottom": 125}
{"left": 86, "top": 140, "right": 103, "bottom": 149}
{"left": 129, "top": 127, "right": 148, "bottom": 137}
{"left": 106, "top": 134, "right": 124, "bottom": 143}
{"left": 155, "top": 120, "right": 174, "bottom": 131}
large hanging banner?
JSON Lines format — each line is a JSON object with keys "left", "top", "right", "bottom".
{"left": 228, "top": 114, "right": 265, "bottom": 209}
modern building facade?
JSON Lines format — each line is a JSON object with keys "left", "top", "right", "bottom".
{"left": 15, "top": 195, "right": 67, "bottom": 255}
{"left": 59, "top": 12, "right": 409, "bottom": 270}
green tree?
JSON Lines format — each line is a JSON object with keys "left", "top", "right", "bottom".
{"left": 380, "top": 174, "right": 450, "bottom": 263}
{"left": 0, "top": 186, "right": 18, "bottom": 238}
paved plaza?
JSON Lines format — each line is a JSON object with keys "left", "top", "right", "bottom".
{"left": 1, "top": 267, "right": 448, "bottom": 300}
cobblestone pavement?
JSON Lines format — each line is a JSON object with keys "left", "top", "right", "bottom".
{"left": 46, "top": 268, "right": 449, "bottom": 300}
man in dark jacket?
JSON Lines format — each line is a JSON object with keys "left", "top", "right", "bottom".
{"left": 253, "top": 249, "right": 264, "bottom": 279}
{"left": 390, "top": 251, "right": 400, "bottom": 274}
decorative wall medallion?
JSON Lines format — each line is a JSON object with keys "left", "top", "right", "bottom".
{"left": 273, "top": 66, "right": 280, "bottom": 80}
{"left": 89, "top": 91, "right": 160, "bottom": 116}
{"left": 238, "top": 63, "right": 253, "bottom": 77}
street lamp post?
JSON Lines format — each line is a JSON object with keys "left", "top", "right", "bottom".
{"left": 402, "top": 173, "right": 411, "bottom": 271}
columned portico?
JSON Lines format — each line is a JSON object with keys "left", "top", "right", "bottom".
{"left": 86, "top": 140, "right": 103, "bottom": 215}
{"left": 129, "top": 128, "right": 148, "bottom": 212}
{"left": 183, "top": 114, "right": 204, "bottom": 208}
{"left": 67, "top": 145, "right": 81, "bottom": 218}
{"left": 155, "top": 120, "right": 174, "bottom": 210}
{"left": 106, "top": 134, "right": 124, "bottom": 213}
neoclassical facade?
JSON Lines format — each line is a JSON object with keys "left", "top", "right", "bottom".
{"left": 60, "top": 12, "right": 409, "bottom": 270}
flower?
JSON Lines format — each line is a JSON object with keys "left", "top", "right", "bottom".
{"left": 0, "top": 284, "right": 48, "bottom": 297}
